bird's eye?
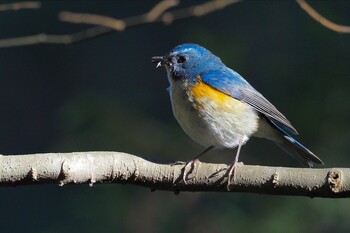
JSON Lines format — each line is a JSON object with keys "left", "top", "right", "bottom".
{"left": 177, "top": 56, "right": 187, "bottom": 64}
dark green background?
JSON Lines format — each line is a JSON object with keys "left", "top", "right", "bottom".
{"left": 0, "top": 1, "right": 349, "bottom": 232}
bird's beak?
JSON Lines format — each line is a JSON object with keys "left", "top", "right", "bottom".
{"left": 151, "top": 56, "right": 167, "bottom": 68}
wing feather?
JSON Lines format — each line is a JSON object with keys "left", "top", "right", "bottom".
{"left": 200, "top": 69, "right": 298, "bottom": 135}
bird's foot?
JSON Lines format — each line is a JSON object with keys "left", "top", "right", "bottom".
{"left": 182, "top": 159, "right": 199, "bottom": 184}
{"left": 172, "top": 161, "right": 186, "bottom": 166}
{"left": 226, "top": 162, "right": 244, "bottom": 191}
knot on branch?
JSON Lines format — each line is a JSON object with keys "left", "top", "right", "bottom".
{"left": 271, "top": 173, "right": 279, "bottom": 187}
{"left": 327, "top": 169, "right": 343, "bottom": 193}
{"left": 27, "top": 167, "right": 38, "bottom": 181}
{"left": 58, "top": 161, "right": 70, "bottom": 186}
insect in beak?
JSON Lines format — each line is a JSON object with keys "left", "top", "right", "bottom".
{"left": 151, "top": 56, "right": 166, "bottom": 68}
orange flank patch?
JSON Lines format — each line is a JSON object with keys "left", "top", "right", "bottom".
{"left": 191, "top": 78, "right": 244, "bottom": 110}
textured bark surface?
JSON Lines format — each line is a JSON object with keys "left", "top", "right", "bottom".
{"left": 0, "top": 151, "right": 348, "bottom": 198}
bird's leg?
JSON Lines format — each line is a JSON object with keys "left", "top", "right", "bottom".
{"left": 182, "top": 145, "right": 214, "bottom": 184}
{"left": 227, "top": 140, "right": 243, "bottom": 191}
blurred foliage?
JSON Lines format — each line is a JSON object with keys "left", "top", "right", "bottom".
{"left": 0, "top": 1, "right": 350, "bottom": 233}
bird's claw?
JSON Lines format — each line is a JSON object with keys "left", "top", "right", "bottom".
{"left": 227, "top": 162, "right": 244, "bottom": 191}
{"left": 172, "top": 161, "right": 186, "bottom": 166}
{"left": 181, "top": 159, "right": 198, "bottom": 184}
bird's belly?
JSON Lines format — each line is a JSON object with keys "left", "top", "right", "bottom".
{"left": 169, "top": 82, "right": 259, "bottom": 148}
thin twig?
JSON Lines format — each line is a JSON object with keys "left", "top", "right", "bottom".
{"left": 60, "top": 0, "right": 240, "bottom": 27}
{"left": 1, "top": 0, "right": 347, "bottom": 48}
{"left": 0, "top": 1, "right": 41, "bottom": 11}
{"left": 296, "top": 0, "right": 350, "bottom": 33}
{"left": 144, "top": 0, "right": 179, "bottom": 22}
{"left": 161, "top": 0, "right": 241, "bottom": 24}
{"left": 0, "top": 0, "right": 240, "bottom": 48}
{"left": 59, "top": 12, "right": 127, "bottom": 31}
{"left": 0, "top": 27, "right": 112, "bottom": 47}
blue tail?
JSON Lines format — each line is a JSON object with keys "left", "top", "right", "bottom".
{"left": 270, "top": 121, "right": 323, "bottom": 167}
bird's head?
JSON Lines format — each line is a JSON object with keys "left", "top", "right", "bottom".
{"left": 152, "top": 43, "right": 223, "bottom": 83}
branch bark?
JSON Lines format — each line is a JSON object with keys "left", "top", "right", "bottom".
{"left": 0, "top": 151, "right": 348, "bottom": 198}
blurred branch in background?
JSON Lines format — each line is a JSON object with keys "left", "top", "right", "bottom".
{"left": 296, "top": 0, "right": 350, "bottom": 33}
{"left": 1, "top": 152, "right": 349, "bottom": 198}
{"left": 0, "top": 0, "right": 348, "bottom": 48}
{"left": 0, "top": 1, "right": 40, "bottom": 11}
{"left": 0, "top": 0, "right": 241, "bottom": 48}
{"left": 58, "top": 0, "right": 180, "bottom": 31}
{"left": 59, "top": 0, "right": 240, "bottom": 28}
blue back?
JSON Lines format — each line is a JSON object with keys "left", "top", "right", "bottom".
{"left": 170, "top": 43, "right": 298, "bottom": 135}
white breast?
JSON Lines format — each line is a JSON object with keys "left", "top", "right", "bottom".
{"left": 168, "top": 79, "right": 260, "bottom": 149}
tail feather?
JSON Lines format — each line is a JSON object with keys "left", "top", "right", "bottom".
{"left": 276, "top": 134, "right": 323, "bottom": 167}
{"left": 267, "top": 119, "right": 324, "bottom": 167}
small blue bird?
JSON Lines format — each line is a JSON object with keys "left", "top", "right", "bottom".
{"left": 152, "top": 43, "right": 323, "bottom": 189}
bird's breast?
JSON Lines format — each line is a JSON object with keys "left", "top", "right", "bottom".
{"left": 169, "top": 78, "right": 260, "bottom": 148}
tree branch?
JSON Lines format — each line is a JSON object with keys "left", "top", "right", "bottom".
{"left": 296, "top": 0, "right": 350, "bottom": 33}
{"left": 1, "top": 151, "right": 348, "bottom": 198}
{"left": 0, "top": 1, "right": 348, "bottom": 48}
{"left": 58, "top": 0, "right": 180, "bottom": 31}
{"left": 0, "top": 0, "right": 241, "bottom": 48}
{"left": 0, "top": 1, "right": 41, "bottom": 12}
{"left": 58, "top": 0, "right": 240, "bottom": 28}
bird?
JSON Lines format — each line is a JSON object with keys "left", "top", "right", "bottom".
{"left": 151, "top": 43, "right": 323, "bottom": 190}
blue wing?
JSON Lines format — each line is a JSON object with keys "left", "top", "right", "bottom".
{"left": 200, "top": 69, "right": 298, "bottom": 135}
